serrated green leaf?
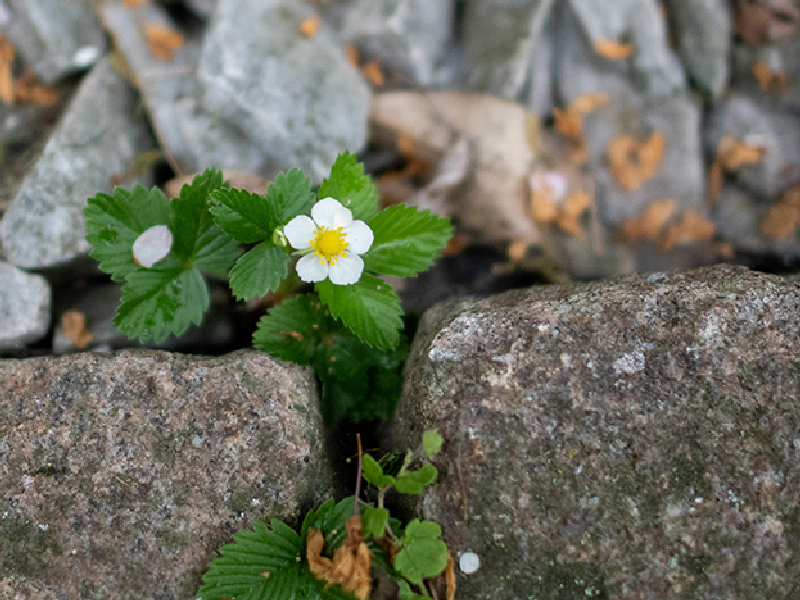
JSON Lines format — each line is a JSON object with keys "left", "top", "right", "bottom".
{"left": 318, "top": 151, "right": 378, "bottom": 222}
{"left": 364, "top": 204, "right": 452, "bottom": 277}
{"left": 422, "top": 429, "right": 443, "bottom": 459}
{"left": 300, "top": 497, "right": 355, "bottom": 553}
{"left": 172, "top": 169, "right": 240, "bottom": 275}
{"left": 115, "top": 267, "right": 208, "bottom": 343}
{"left": 394, "top": 519, "right": 448, "bottom": 586}
{"left": 362, "top": 454, "right": 396, "bottom": 489}
{"left": 229, "top": 242, "right": 290, "bottom": 300}
{"left": 252, "top": 295, "right": 333, "bottom": 365}
{"left": 395, "top": 464, "right": 437, "bottom": 494}
{"left": 360, "top": 507, "right": 389, "bottom": 539}
{"left": 210, "top": 188, "right": 280, "bottom": 244}
{"left": 316, "top": 274, "right": 402, "bottom": 349}
{"left": 269, "top": 168, "right": 317, "bottom": 224}
{"left": 84, "top": 185, "right": 172, "bottom": 281}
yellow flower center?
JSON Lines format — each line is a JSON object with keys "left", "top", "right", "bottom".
{"left": 310, "top": 226, "right": 348, "bottom": 265}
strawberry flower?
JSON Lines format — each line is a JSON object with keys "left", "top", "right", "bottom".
{"left": 284, "top": 197, "right": 373, "bottom": 285}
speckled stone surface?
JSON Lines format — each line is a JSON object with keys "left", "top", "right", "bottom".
{"left": 0, "top": 349, "right": 332, "bottom": 600}
{"left": 395, "top": 265, "right": 800, "bottom": 599}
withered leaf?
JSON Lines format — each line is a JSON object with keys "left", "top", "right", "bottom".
{"left": 362, "top": 60, "right": 384, "bottom": 86}
{"left": 145, "top": 23, "right": 185, "bottom": 62}
{"left": 61, "top": 310, "right": 94, "bottom": 349}
{"left": 572, "top": 92, "right": 610, "bottom": 114}
{"left": 593, "top": 39, "right": 634, "bottom": 59}
{"left": 617, "top": 198, "right": 677, "bottom": 243}
{"left": 706, "top": 159, "right": 724, "bottom": 205}
{"left": 761, "top": 183, "right": 800, "bottom": 239}
{"left": 0, "top": 35, "right": 14, "bottom": 105}
{"left": 658, "top": 209, "right": 715, "bottom": 251}
{"left": 608, "top": 131, "right": 664, "bottom": 193}
{"left": 717, "top": 136, "right": 765, "bottom": 172}
{"left": 307, "top": 516, "right": 372, "bottom": 600}
{"left": 554, "top": 105, "right": 582, "bottom": 139}
{"left": 13, "top": 73, "right": 59, "bottom": 106}
{"left": 298, "top": 15, "right": 321, "bottom": 38}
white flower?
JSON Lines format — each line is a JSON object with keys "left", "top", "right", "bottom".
{"left": 283, "top": 197, "right": 373, "bottom": 285}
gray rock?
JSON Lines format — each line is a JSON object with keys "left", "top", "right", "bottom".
{"left": 559, "top": 0, "right": 684, "bottom": 103}
{"left": 730, "top": 37, "right": 800, "bottom": 113}
{"left": 705, "top": 92, "right": 800, "bottom": 200}
{"left": 463, "top": 0, "right": 555, "bottom": 108}
{"left": 318, "top": 0, "right": 454, "bottom": 86}
{"left": 0, "top": 57, "right": 157, "bottom": 269}
{"left": 197, "top": 0, "right": 371, "bottom": 184}
{"left": 396, "top": 264, "right": 800, "bottom": 600}
{"left": 583, "top": 93, "right": 705, "bottom": 226}
{"left": 665, "top": 0, "right": 731, "bottom": 101}
{"left": 3, "top": 0, "right": 104, "bottom": 83}
{"left": 100, "top": 2, "right": 285, "bottom": 183}
{"left": 0, "top": 349, "right": 331, "bottom": 600}
{"left": 0, "top": 262, "right": 50, "bottom": 348}
{"left": 185, "top": 0, "right": 217, "bottom": 18}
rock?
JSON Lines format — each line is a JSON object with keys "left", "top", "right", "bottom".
{"left": 0, "top": 57, "right": 157, "bottom": 269}
{"left": 583, "top": 93, "right": 705, "bottom": 226}
{"left": 318, "top": 0, "right": 454, "bottom": 86}
{"left": 559, "top": 0, "right": 684, "bottom": 103}
{"left": 463, "top": 0, "right": 555, "bottom": 111}
{"left": 395, "top": 264, "right": 800, "bottom": 600}
{"left": 370, "top": 91, "right": 540, "bottom": 245}
{"left": 0, "top": 262, "right": 50, "bottom": 349}
{"left": 100, "top": 2, "right": 287, "bottom": 180}
{"left": 197, "top": 0, "right": 371, "bottom": 184}
{"left": 3, "top": 0, "right": 104, "bottom": 83}
{"left": 705, "top": 92, "right": 800, "bottom": 200}
{"left": 665, "top": 0, "right": 731, "bottom": 101}
{"left": 185, "top": 0, "right": 217, "bottom": 18}
{"left": 730, "top": 36, "right": 800, "bottom": 114}
{"left": 0, "top": 349, "right": 332, "bottom": 600}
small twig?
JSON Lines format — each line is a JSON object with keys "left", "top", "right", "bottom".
{"left": 354, "top": 433, "right": 362, "bottom": 518}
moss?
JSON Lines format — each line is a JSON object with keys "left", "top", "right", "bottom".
{"left": 0, "top": 510, "right": 63, "bottom": 578}
{"left": 151, "top": 432, "right": 178, "bottom": 467}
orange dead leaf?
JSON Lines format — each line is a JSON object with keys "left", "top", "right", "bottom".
{"left": 344, "top": 42, "right": 359, "bottom": 68}
{"left": 761, "top": 183, "right": 800, "bottom": 239}
{"left": 0, "top": 35, "right": 14, "bottom": 105}
{"left": 362, "top": 60, "right": 384, "bottom": 86}
{"left": 556, "top": 192, "right": 592, "bottom": 238}
{"left": 307, "top": 517, "right": 372, "bottom": 600}
{"left": 123, "top": 0, "right": 148, "bottom": 6}
{"left": 530, "top": 174, "right": 561, "bottom": 223}
{"left": 554, "top": 105, "right": 582, "bottom": 139}
{"left": 609, "top": 130, "right": 664, "bottom": 192}
{"left": 442, "top": 234, "right": 467, "bottom": 257}
{"left": 706, "top": 159, "right": 724, "bottom": 204}
{"left": 278, "top": 330, "right": 303, "bottom": 341}
{"left": 658, "top": 209, "right": 715, "bottom": 251}
{"left": 13, "top": 73, "right": 59, "bottom": 106}
{"left": 396, "top": 132, "right": 415, "bottom": 156}
{"left": 61, "top": 310, "right": 94, "bottom": 349}
{"left": 145, "top": 23, "right": 185, "bottom": 62}
{"left": 572, "top": 92, "right": 610, "bottom": 114}
{"left": 616, "top": 198, "right": 677, "bottom": 243}
{"left": 715, "top": 241, "right": 735, "bottom": 259}
{"left": 508, "top": 240, "right": 530, "bottom": 261}
{"left": 298, "top": 15, "right": 321, "bottom": 39}
{"left": 717, "top": 136, "right": 765, "bottom": 172}
{"left": 594, "top": 38, "right": 634, "bottom": 59}
{"left": 445, "top": 552, "right": 456, "bottom": 600}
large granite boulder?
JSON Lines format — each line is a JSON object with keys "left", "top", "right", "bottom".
{"left": 0, "top": 350, "right": 332, "bottom": 600}
{"left": 395, "top": 265, "right": 800, "bottom": 599}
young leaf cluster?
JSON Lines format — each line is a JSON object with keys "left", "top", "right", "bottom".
{"left": 198, "top": 430, "right": 449, "bottom": 600}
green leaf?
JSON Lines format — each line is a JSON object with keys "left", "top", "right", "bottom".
{"left": 229, "top": 242, "right": 290, "bottom": 300}
{"left": 269, "top": 168, "right": 317, "bottom": 224}
{"left": 364, "top": 204, "right": 452, "bottom": 277}
{"left": 84, "top": 185, "right": 172, "bottom": 281}
{"left": 398, "top": 580, "right": 429, "bottom": 600}
{"left": 318, "top": 151, "right": 378, "bottom": 222}
{"left": 361, "top": 454, "right": 396, "bottom": 489}
{"left": 115, "top": 268, "right": 208, "bottom": 343}
{"left": 422, "top": 429, "right": 443, "bottom": 459}
{"left": 316, "top": 274, "right": 402, "bottom": 349}
{"left": 300, "top": 497, "right": 355, "bottom": 553}
{"left": 360, "top": 507, "right": 389, "bottom": 539}
{"left": 394, "top": 519, "right": 448, "bottom": 586}
{"left": 395, "top": 464, "right": 438, "bottom": 494}
{"left": 210, "top": 187, "right": 279, "bottom": 244}
{"left": 252, "top": 295, "right": 333, "bottom": 365}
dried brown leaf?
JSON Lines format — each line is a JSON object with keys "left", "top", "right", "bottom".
{"left": 572, "top": 93, "right": 610, "bottom": 114}
{"left": 0, "top": 35, "right": 14, "bottom": 105}
{"left": 717, "top": 136, "right": 765, "bottom": 172}
{"left": 13, "top": 73, "right": 59, "bottom": 106}
{"left": 145, "top": 23, "right": 185, "bottom": 62}
{"left": 298, "top": 15, "right": 321, "bottom": 38}
{"left": 706, "top": 159, "right": 724, "bottom": 205}
{"left": 344, "top": 42, "right": 359, "bottom": 68}
{"left": 753, "top": 60, "right": 786, "bottom": 93}
{"left": 307, "top": 517, "right": 372, "bottom": 600}
{"left": 616, "top": 198, "right": 676, "bottom": 243}
{"left": 554, "top": 105, "right": 582, "bottom": 139}
{"left": 658, "top": 209, "right": 715, "bottom": 251}
{"left": 608, "top": 131, "right": 664, "bottom": 193}
{"left": 362, "top": 60, "right": 384, "bottom": 86}
{"left": 593, "top": 38, "right": 634, "bottom": 59}
{"left": 123, "top": 0, "right": 148, "bottom": 7}
{"left": 61, "top": 310, "right": 94, "bottom": 349}
{"left": 445, "top": 552, "right": 456, "bottom": 600}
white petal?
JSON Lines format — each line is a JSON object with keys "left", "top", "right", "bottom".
{"left": 342, "top": 220, "right": 373, "bottom": 255}
{"left": 312, "top": 197, "right": 353, "bottom": 229}
{"left": 328, "top": 254, "right": 364, "bottom": 285}
{"left": 295, "top": 254, "right": 331, "bottom": 282}
{"left": 133, "top": 225, "right": 172, "bottom": 268}
{"left": 284, "top": 215, "right": 316, "bottom": 249}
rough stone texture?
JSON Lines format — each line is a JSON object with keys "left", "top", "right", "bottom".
{"left": 3, "top": 0, "right": 104, "bottom": 83}
{"left": 197, "top": 0, "right": 371, "bottom": 184}
{"left": 0, "top": 57, "right": 157, "bottom": 269}
{"left": 395, "top": 265, "right": 800, "bottom": 599}
{"left": 665, "top": 0, "right": 730, "bottom": 101}
{"left": 0, "top": 262, "right": 50, "bottom": 349}
{"left": 0, "top": 350, "right": 332, "bottom": 600}
{"left": 318, "top": 0, "right": 454, "bottom": 86}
